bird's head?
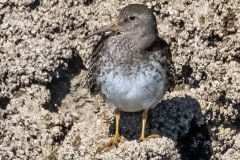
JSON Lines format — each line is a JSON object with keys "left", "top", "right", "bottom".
{"left": 85, "top": 4, "right": 158, "bottom": 50}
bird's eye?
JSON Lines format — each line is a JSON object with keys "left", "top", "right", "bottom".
{"left": 129, "top": 15, "right": 135, "bottom": 20}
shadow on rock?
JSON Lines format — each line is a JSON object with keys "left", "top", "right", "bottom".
{"left": 43, "top": 49, "right": 86, "bottom": 112}
{"left": 109, "top": 96, "right": 212, "bottom": 160}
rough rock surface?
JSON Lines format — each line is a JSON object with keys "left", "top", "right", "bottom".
{"left": 0, "top": 0, "right": 239, "bottom": 159}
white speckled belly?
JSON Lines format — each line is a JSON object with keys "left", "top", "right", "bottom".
{"left": 98, "top": 60, "right": 168, "bottom": 112}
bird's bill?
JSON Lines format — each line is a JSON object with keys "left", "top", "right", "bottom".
{"left": 84, "top": 21, "right": 118, "bottom": 39}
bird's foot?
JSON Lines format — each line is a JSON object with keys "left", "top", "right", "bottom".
{"left": 137, "top": 134, "right": 159, "bottom": 143}
{"left": 97, "top": 135, "right": 125, "bottom": 153}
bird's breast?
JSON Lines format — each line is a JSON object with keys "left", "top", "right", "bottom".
{"left": 97, "top": 58, "right": 169, "bottom": 112}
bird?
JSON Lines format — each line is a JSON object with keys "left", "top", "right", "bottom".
{"left": 85, "top": 4, "right": 176, "bottom": 152}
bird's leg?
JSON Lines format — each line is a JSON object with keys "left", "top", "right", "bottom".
{"left": 138, "top": 109, "right": 159, "bottom": 142}
{"left": 97, "top": 108, "right": 125, "bottom": 152}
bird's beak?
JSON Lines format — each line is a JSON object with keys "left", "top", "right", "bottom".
{"left": 84, "top": 21, "right": 118, "bottom": 40}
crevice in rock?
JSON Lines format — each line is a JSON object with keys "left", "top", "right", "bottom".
{"left": 28, "top": 0, "right": 41, "bottom": 10}
{"left": 206, "top": 30, "right": 223, "bottom": 47}
{"left": 0, "top": 13, "right": 5, "bottom": 25}
{"left": 0, "top": 97, "right": 10, "bottom": 109}
{"left": 216, "top": 90, "right": 227, "bottom": 106}
{"left": 84, "top": 0, "right": 93, "bottom": 6}
{"left": 181, "top": 64, "right": 193, "bottom": 84}
{"left": 52, "top": 121, "right": 74, "bottom": 145}
{"left": 170, "top": 19, "right": 185, "bottom": 29}
{"left": 233, "top": 47, "right": 240, "bottom": 63}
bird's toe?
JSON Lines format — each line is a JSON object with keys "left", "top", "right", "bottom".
{"left": 137, "top": 134, "right": 160, "bottom": 143}
{"left": 97, "top": 135, "right": 125, "bottom": 153}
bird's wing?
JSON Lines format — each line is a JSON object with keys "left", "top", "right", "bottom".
{"left": 147, "top": 37, "right": 176, "bottom": 92}
{"left": 86, "top": 37, "right": 107, "bottom": 95}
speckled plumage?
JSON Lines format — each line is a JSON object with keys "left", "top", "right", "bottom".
{"left": 86, "top": 4, "right": 175, "bottom": 112}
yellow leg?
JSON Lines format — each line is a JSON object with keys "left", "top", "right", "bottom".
{"left": 138, "top": 109, "right": 159, "bottom": 142}
{"left": 97, "top": 108, "right": 125, "bottom": 153}
{"left": 115, "top": 108, "right": 120, "bottom": 137}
